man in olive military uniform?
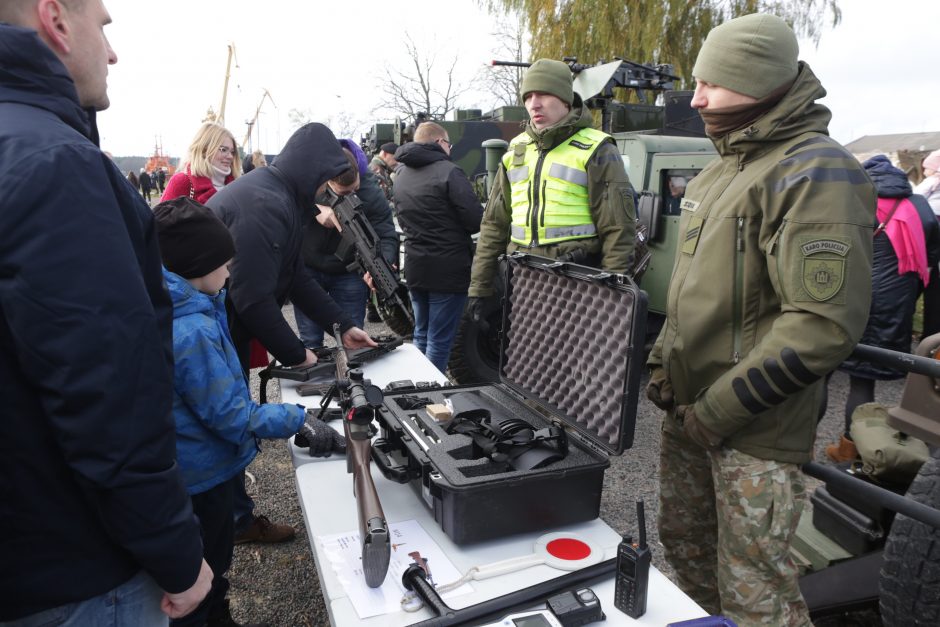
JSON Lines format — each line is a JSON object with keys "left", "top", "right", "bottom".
{"left": 370, "top": 141, "right": 398, "bottom": 208}
{"left": 647, "top": 14, "right": 875, "bottom": 625}
{"left": 467, "top": 59, "right": 636, "bottom": 309}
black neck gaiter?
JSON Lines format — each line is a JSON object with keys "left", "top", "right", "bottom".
{"left": 698, "top": 80, "right": 794, "bottom": 139}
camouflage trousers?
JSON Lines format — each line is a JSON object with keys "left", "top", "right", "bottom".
{"left": 658, "top": 422, "right": 811, "bottom": 626}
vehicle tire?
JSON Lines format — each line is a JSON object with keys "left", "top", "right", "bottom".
{"left": 375, "top": 292, "right": 414, "bottom": 338}
{"left": 448, "top": 293, "right": 503, "bottom": 384}
{"left": 879, "top": 450, "right": 940, "bottom": 626}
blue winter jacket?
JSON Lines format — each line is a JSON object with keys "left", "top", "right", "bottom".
{"left": 165, "top": 270, "right": 305, "bottom": 494}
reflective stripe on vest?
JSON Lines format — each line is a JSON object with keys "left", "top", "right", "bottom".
{"left": 503, "top": 127, "right": 609, "bottom": 246}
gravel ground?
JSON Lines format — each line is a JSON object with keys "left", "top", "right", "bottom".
{"left": 227, "top": 309, "right": 908, "bottom": 626}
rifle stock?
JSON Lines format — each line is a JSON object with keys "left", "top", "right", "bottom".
{"left": 328, "top": 190, "right": 413, "bottom": 325}
{"left": 332, "top": 324, "right": 391, "bottom": 588}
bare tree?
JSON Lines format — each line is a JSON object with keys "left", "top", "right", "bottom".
{"left": 480, "top": 12, "right": 530, "bottom": 109}
{"left": 374, "top": 34, "right": 472, "bottom": 122}
{"left": 286, "top": 107, "right": 364, "bottom": 140}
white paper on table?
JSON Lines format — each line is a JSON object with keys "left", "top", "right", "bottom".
{"left": 318, "top": 519, "right": 474, "bottom": 619}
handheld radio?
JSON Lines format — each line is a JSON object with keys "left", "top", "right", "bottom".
{"left": 614, "top": 500, "right": 651, "bottom": 618}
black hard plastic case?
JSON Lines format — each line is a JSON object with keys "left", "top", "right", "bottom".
{"left": 373, "top": 253, "right": 648, "bottom": 544}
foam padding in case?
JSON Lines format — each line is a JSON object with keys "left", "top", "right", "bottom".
{"left": 502, "top": 257, "right": 643, "bottom": 453}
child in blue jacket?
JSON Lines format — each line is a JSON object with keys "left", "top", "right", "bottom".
{"left": 154, "top": 197, "right": 343, "bottom": 627}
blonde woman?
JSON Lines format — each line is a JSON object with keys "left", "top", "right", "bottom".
{"left": 162, "top": 123, "right": 241, "bottom": 204}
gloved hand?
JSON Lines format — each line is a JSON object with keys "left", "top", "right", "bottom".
{"left": 295, "top": 418, "right": 346, "bottom": 458}
{"left": 677, "top": 405, "right": 723, "bottom": 451}
{"left": 646, "top": 367, "right": 674, "bottom": 411}
{"left": 466, "top": 297, "right": 489, "bottom": 332}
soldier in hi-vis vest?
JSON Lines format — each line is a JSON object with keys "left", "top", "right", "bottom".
{"left": 467, "top": 59, "right": 636, "bottom": 316}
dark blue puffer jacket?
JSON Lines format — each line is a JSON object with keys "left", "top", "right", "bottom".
{"left": 0, "top": 24, "right": 202, "bottom": 619}
{"left": 165, "top": 270, "right": 305, "bottom": 494}
{"left": 842, "top": 155, "right": 930, "bottom": 378}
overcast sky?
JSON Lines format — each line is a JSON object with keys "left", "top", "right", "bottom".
{"left": 96, "top": 0, "right": 940, "bottom": 159}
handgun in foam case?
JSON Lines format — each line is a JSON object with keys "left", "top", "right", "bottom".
{"left": 372, "top": 253, "right": 648, "bottom": 544}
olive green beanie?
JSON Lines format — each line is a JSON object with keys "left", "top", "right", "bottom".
{"left": 692, "top": 13, "right": 799, "bottom": 99}
{"left": 520, "top": 59, "right": 574, "bottom": 106}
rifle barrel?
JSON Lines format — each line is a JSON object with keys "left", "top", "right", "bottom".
{"left": 333, "top": 324, "right": 391, "bottom": 588}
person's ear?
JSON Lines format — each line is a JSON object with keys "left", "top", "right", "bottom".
{"left": 36, "top": 0, "right": 72, "bottom": 55}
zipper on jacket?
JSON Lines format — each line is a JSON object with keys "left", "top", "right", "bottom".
{"left": 539, "top": 179, "right": 548, "bottom": 226}
{"left": 530, "top": 149, "right": 548, "bottom": 246}
{"left": 731, "top": 216, "right": 745, "bottom": 364}
{"left": 769, "top": 222, "right": 788, "bottom": 301}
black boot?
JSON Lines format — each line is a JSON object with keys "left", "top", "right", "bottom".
{"left": 206, "top": 599, "right": 268, "bottom": 627}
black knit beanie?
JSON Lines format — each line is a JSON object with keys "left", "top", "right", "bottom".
{"left": 154, "top": 197, "right": 236, "bottom": 279}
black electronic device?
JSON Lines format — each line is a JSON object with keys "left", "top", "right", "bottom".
{"left": 614, "top": 500, "right": 651, "bottom": 618}
{"left": 545, "top": 587, "right": 604, "bottom": 627}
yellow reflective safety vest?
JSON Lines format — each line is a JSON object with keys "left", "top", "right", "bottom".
{"left": 503, "top": 127, "right": 610, "bottom": 246}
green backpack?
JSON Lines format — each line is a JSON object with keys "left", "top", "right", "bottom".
{"left": 850, "top": 402, "right": 930, "bottom": 485}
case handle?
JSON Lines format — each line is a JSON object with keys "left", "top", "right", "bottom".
{"left": 371, "top": 438, "right": 412, "bottom": 483}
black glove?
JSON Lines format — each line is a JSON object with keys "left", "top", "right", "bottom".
{"left": 466, "top": 297, "right": 489, "bottom": 332}
{"left": 295, "top": 418, "right": 346, "bottom": 458}
{"left": 646, "top": 367, "right": 674, "bottom": 411}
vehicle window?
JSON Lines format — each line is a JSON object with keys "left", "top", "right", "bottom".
{"left": 661, "top": 169, "right": 699, "bottom": 216}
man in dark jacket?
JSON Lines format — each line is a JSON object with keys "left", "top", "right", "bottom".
{"left": 207, "top": 123, "right": 375, "bottom": 371}
{"left": 295, "top": 140, "right": 399, "bottom": 348}
{"left": 206, "top": 123, "right": 375, "bottom": 545}
{"left": 0, "top": 1, "right": 211, "bottom": 622}
{"left": 140, "top": 167, "right": 154, "bottom": 202}
{"left": 394, "top": 122, "right": 483, "bottom": 372}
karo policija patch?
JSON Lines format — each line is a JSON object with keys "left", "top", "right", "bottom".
{"left": 800, "top": 238, "right": 848, "bottom": 302}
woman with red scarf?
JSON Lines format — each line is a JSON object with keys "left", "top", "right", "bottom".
{"left": 162, "top": 123, "right": 241, "bottom": 204}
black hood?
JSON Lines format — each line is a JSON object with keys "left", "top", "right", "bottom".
{"left": 395, "top": 141, "right": 450, "bottom": 168}
{"left": 0, "top": 23, "right": 92, "bottom": 140}
{"left": 270, "top": 123, "right": 348, "bottom": 206}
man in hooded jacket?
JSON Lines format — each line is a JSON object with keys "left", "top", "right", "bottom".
{"left": 206, "top": 123, "right": 375, "bottom": 371}
{"left": 646, "top": 13, "right": 875, "bottom": 625}
{"left": 206, "top": 123, "right": 375, "bottom": 545}
{"left": 0, "top": 0, "right": 211, "bottom": 621}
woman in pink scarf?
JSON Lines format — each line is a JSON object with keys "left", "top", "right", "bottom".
{"left": 826, "top": 154, "right": 940, "bottom": 462}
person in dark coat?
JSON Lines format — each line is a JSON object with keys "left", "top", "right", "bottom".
{"left": 294, "top": 139, "right": 399, "bottom": 347}
{"left": 0, "top": 1, "right": 211, "bottom": 622}
{"left": 139, "top": 167, "right": 153, "bottom": 202}
{"left": 394, "top": 122, "right": 483, "bottom": 372}
{"left": 206, "top": 123, "right": 376, "bottom": 544}
{"left": 128, "top": 168, "right": 139, "bottom": 190}
{"left": 826, "top": 154, "right": 940, "bottom": 461}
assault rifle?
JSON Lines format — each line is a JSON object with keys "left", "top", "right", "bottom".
{"left": 326, "top": 323, "right": 390, "bottom": 587}
{"left": 322, "top": 188, "right": 413, "bottom": 327}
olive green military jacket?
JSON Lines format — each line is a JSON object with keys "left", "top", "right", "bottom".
{"left": 468, "top": 106, "right": 636, "bottom": 298}
{"left": 649, "top": 63, "right": 876, "bottom": 463}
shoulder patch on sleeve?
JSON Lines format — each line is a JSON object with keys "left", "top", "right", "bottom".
{"left": 796, "top": 237, "right": 850, "bottom": 303}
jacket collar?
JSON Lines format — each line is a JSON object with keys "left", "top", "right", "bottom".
{"left": 0, "top": 22, "right": 95, "bottom": 142}
{"left": 711, "top": 62, "right": 831, "bottom": 164}
{"left": 524, "top": 97, "right": 594, "bottom": 151}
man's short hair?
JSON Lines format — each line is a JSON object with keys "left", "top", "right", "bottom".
{"left": 332, "top": 148, "right": 359, "bottom": 186}
{"left": 413, "top": 122, "right": 447, "bottom": 144}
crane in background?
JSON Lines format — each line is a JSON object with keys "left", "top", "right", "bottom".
{"left": 203, "top": 43, "right": 238, "bottom": 125}
{"left": 242, "top": 89, "right": 276, "bottom": 152}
